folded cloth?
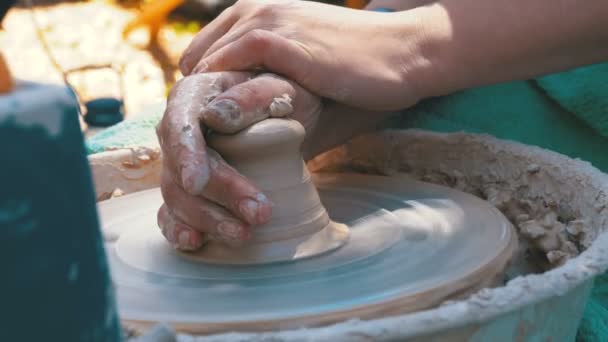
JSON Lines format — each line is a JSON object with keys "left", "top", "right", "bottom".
{"left": 399, "top": 79, "right": 608, "bottom": 172}
{"left": 578, "top": 277, "right": 608, "bottom": 342}
{"left": 536, "top": 63, "right": 608, "bottom": 138}
{"left": 85, "top": 102, "right": 164, "bottom": 154}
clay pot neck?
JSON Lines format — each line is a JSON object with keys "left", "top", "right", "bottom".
{"left": 201, "top": 118, "right": 349, "bottom": 264}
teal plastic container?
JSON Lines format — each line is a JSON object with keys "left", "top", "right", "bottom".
{"left": 0, "top": 81, "right": 121, "bottom": 341}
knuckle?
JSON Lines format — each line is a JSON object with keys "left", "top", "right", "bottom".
{"left": 290, "top": 42, "right": 317, "bottom": 86}
{"left": 231, "top": 83, "right": 261, "bottom": 104}
{"left": 252, "top": 1, "right": 297, "bottom": 20}
{"left": 244, "top": 29, "right": 274, "bottom": 50}
{"left": 235, "top": 0, "right": 257, "bottom": 10}
{"left": 254, "top": 3, "right": 280, "bottom": 19}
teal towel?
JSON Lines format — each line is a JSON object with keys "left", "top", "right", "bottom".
{"left": 578, "top": 276, "right": 608, "bottom": 342}
{"left": 401, "top": 80, "right": 608, "bottom": 171}
{"left": 85, "top": 63, "right": 608, "bottom": 341}
{"left": 85, "top": 103, "right": 164, "bottom": 154}
{"left": 537, "top": 63, "right": 608, "bottom": 138}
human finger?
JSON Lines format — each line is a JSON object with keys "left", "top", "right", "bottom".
{"left": 157, "top": 72, "right": 251, "bottom": 195}
{"left": 179, "top": 6, "right": 239, "bottom": 75}
{"left": 201, "top": 73, "right": 298, "bottom": 133}
{"left": 157, "top": 204, "right": 205, "bottom": 251}
{"left": 160, "top": 168, "right": 250, "bottom": 244}
{"left": 192, "top": 30, "right": 315, "bottom": 90}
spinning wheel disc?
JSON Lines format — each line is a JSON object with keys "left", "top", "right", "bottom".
{"left": 99, "top": 173, "right": 516, "bottom": 334}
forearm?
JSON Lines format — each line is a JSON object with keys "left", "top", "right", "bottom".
{"left": 411, "top": 0, "right": 608, "bottom": 96}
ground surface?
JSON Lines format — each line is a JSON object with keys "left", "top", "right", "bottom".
{"left": 1, "top": 1, "right": 196, "bottom": 118}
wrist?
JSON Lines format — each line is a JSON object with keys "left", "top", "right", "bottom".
{"left": 391, "top": 4, "right": 461, "bottom": 100}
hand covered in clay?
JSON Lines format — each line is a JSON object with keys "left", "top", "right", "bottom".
{"left": 156, "top": 71, "right": 323, "bottom": 250}
{"left": 178, "top": 0, "right": 435, "bottom": 111}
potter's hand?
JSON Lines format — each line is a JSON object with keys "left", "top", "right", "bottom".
{"left": 156, "top": 71, "right": 321, "bottom": 250}
{"left": 178, "top": 0, "right": 435, "bottom": 111}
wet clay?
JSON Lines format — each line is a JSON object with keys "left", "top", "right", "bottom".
{"left": 192, "top": 118, "right": 350, "bottom": 264}
{"left": 89, "top": 146, "right": 161, "bottom": 202}
{"left": 268, "top": 94, "right": 293, "bottom": 118}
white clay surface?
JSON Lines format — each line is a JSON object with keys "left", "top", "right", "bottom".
{"left": 195, "top": 119, "right": 351, "bottom": 264}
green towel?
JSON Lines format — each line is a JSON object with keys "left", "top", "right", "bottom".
{"left": 85, "top": 103, "right": 164, "bottom": 154}
{"left": 85, "top": 63, "right": 608, "bottom": 341}
{"left": 401, "top": 80, "right": 608, "bottom": 171}
{"left": 537, "top": 63, "right": 608, "bottom": 138}
{"left": 579, "top": 290, "right": 608, "bottom": 342}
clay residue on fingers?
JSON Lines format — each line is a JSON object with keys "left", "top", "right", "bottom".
{"left": 204, "top": 94, "right": 293, "bottom": 134}
{"left": 178, "top": 124, "right": 197, "bottom": 153}
{"left": 204, "top": 99, "right": 251, "bottom": 133}
{"left": 178, "top": 122, "right": 209, "bottom": 194}
{"left": 269, "top": 94, "right": 293, "bottom": 117}
{"left": 165, "top": 74, "right": 225, "bottom": 194}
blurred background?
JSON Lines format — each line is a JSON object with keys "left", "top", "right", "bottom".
{"left": 0, "top": 0, "right": 369, "bottom": 120}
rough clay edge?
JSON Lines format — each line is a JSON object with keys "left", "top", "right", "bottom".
{"left": 178, "top": 130, "right": 608, "bottom": 341}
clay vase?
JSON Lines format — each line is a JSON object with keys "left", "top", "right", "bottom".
{"left": 193, "top": 118, "right": 349, "bottom": 264}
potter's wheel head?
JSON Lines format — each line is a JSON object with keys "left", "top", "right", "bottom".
{"left": 99, "top": 173, "right": 516, "bottom": 334}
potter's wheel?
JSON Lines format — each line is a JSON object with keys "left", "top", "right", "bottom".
{"left": 99, "top": 172, "right": 516, "bottom": 334}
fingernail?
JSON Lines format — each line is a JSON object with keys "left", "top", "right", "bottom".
{"left": 239, "top": 194, "right": 272, "bottom": 225}
{"left": 160, "top": 217, "right": 177, "bottom": 242}
{"left": 192, "top": 61, "right": 208, "bottom": 74}
{"left": 217, "top": 222, "right": 245, "bottom": 241}
{"left": 255, "top": 193, "right": 272, "bottom": 223}
{"left": 178, "top": 230, "right": 194, "bottom": 250}
{"left": 239, "top": 199, "right": 259, "bottom": 224}
{"left": 207, "top": 99, "right": 241, "bottom": 122}
{"left": 166, "top": 228, "right": 177, "bottom": 244}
